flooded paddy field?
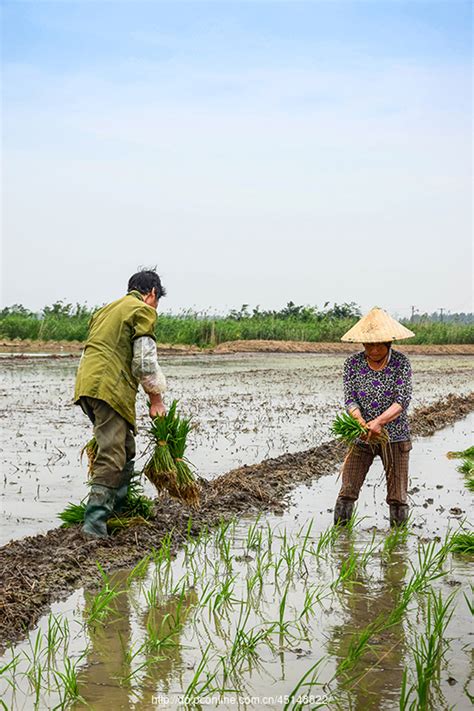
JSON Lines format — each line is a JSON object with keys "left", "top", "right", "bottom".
{"left": 0, "top": 353, "right": 473, "bottom": 709}
{"left": 0, "top": 416, "right": 472, "bottom": 710}
{"left": 1, "top": 353, "right": 473, "bottom": 544}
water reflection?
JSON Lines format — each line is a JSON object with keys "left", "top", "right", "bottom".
{"left": 73, "top": 570, "right": 197, "bottom": 709}
{"left": 328, "top": 534, "right": 408, "bottom": 710}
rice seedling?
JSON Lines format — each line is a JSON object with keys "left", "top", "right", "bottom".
{"left": 283, "top": 656, "right": 326, "bottom": 711}
{"left": 144, "top": 576, "right": 161, "bottom": 607}
{"left": 126, "top": 553, "right": 152, "bottom": 586}
{"left": 144, "top": 619, "right": 178, "bottom": 655}
{"left": 331, "top": 547, "right": 360, "bottom": 589}
{"left": 229, "top": 617, "right": 276, "bottom": 671}
{"left": 23, "top": 629, "right": 44, "bottom": 671}
{"left": 276, "top": 583, "right": 291, "bottom": 638}
{"left": 143, "top": 399, "right": 200, "bottom": 507}
{"left": 85, "top": 563, "right": 122, "bottom": 626}
{"left": 281, "top": 540, "right": 299, "bottom": 579}
{"left": 298, "top": 584, "right": 329, "bottom": 620}
{"left": 150, "top": 531, "right": 174, "bottom": 578}
{"left": 215, "top": 517, "right": 237, "bottom": 550}
{"left": 312, "top": 521, "right": 343, "bottom": 559}
{"left": 52, "top": 654, "right": 87, "bottom": 707}
{"left": 296, "top": 519, "right": 314, "bottom": 568}
{"left": 407, "top": 590, "right": 456, "bottom": 709}
{"left": 119, "top": 637, "right": 161, "bottom": 688}
{"left": 218, "top": 535, "right": 233, "bottom": 569}
{"left": 212, "top": 575, "right": 238, "bottom": 613}
{"left": 463, "top": 585, "right": 473, "bottom": 615}
{"left": 0, "top": 651, "right": 20, "bottom": 690}
{"left": 336, "top": 613, "right": 387, "bottom": 677}
{"left": 245, "top": 515, "right": 263, "bottom": 553}
{"left": 449, "top": 530, "right": 474, "bottom": 554}
{"left": 382, "top": 518, "right": 411, "bottom": 557}
{"left": 28, "top": 660, "right": 43, "bottom": 709}
{"left": 182, "top": 644, "right": 221, "bottom": 701}
{"left": 405, "top": 539, "right": 449, "bottom": 595}
{"left": 45, "top": 613, "right": 68, "bottom": 664}
{"left": 399, "top": 668, "right": 414, "bottom": 711}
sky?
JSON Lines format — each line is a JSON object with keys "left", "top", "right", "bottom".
{"left": 2, "top": 0, "right": 472, "bottom": 317}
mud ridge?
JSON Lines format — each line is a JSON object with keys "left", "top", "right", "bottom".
{"left": 1, "top": 339, "right": 473, "bottom": 357}
{"left": 0, "top": 392, "right": 472, "bottom": 648}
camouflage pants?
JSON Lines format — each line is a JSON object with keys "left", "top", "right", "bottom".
{"left": 79, "top": 396, "right": 135, "bottom": 488}
{"left": 338, "top": 440, "right": 412, "bottom": 505}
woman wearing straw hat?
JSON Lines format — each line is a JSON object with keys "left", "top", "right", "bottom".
{"left": 334, "top": 307, "right": 415, "bottom": 527}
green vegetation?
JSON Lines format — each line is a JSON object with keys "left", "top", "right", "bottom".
{"left": 447, "top": 445, "right": 474, "bottom": 492}
{"left": 1, "top": 301, "right": 473, "bottom": 344}
{"left": 449, "top": 530, "right": 474, "bottom": 555}
{"left": 58, "top": 475, "right": 154, "bottom": 527}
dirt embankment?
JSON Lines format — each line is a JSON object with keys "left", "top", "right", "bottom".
{"left": 0, "top": 392, "right": 473, "bottom": 649}
{"left": 1, "top": 338, "right": 473, "bottom": 356}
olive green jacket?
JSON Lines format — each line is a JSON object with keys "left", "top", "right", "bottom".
{"left": 74, "top": 291, "right": 157, "bottom": 430}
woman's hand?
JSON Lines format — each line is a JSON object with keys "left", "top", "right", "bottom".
{"left": 366, "top": 419, "right": 383, "bottom": 438}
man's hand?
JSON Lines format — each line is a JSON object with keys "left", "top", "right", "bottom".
{"left": 149, "top": 394, "right": 166, "bottom": 419}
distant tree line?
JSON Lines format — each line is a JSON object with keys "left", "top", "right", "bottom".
{"left": 0, "top": 301, "right": 472, "bottom": 344}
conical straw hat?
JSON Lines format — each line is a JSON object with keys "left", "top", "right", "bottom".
{"left": 341, "top": 307, "right": 415, "bottom": 343}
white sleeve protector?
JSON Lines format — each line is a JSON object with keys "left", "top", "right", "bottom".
{"left": 131, "top": 336, "right": 167, "bottom": 395}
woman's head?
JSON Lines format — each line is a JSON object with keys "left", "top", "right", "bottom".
{"left": 363, "top": 341, "right": 391, "bottom": 361}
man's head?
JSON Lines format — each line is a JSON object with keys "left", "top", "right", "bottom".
{"left": 128, "top": 269, "right": 166, "bottom": 309}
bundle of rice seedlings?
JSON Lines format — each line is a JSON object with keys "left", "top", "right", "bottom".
{"left": 143, "top": 401, "right": 178, "bottom": 492}
{"left": 449, "top": 531, "right": 474, "bottom": 555}
{"left": 446, "top": 445, "right": 474, "bottom": 460}
{"left": 169, "top": 416, "right": 200, "bottom": 508}
{"left": 464, "top": 475, "right": 474, "bottom": 493}
{"left": 58, "top": 501, "right": 86, "bottom": 526}
{"left": 143, "top": 400, "right": 200, "bottom": 508}
{"left": 58, "top": 476, "right": 154, "bottom": 527}
{"left": 458, "top": 458, "right": 474, "bottom": 476}
{"left": 331, "top": 412, "right": 389, "bottom": 447}
{"left": 80, "top": 436, "right": 98, "bottom": 477}
{"left": 446, "top": 445, "right": 474, "bottom": 492}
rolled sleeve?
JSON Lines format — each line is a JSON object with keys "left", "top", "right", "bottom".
{"left": 131, "top": 336, "right": 167, "bottom": 394}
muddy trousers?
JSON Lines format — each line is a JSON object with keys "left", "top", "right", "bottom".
{"left": 79, "top": 396, "right": 136, "bottom": 489}
{"left": 337, "top": 440, "right": 412, "bottom": 506}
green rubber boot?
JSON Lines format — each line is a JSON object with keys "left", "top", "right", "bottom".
{"left": 83, "top": 484, "right": 116, "bottom": 538}
{"left": 114, "top": 460, "right": 135, "bottom": 516}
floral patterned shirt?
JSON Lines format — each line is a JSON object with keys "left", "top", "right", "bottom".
{"left": 343, "top": 349, "right": 412, "bottom": 442}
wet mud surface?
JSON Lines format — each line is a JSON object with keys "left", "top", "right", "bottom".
{"left": 1, "top": 392, "right": 472, "bottom": 650}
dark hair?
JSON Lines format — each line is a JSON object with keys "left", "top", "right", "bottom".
{"left": 127, "top": 268, "right": 166, "bottom": 298}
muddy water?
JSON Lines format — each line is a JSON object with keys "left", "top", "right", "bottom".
{"left": 1, "top": 417, "right": 472, "bottom": 710}
{"left": 1, "top": 353, "right": 473, "bottom": 545}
